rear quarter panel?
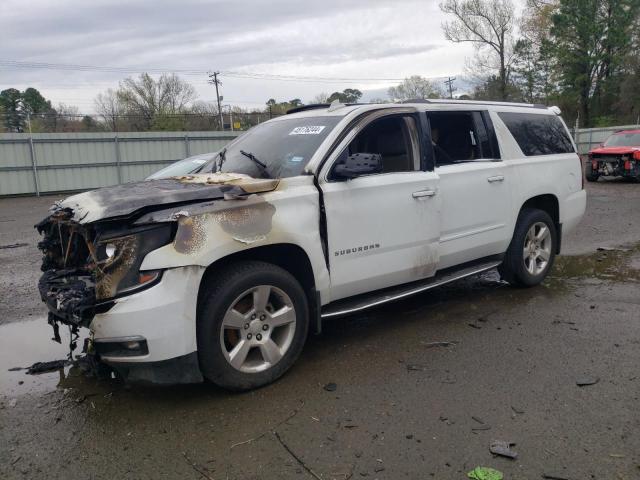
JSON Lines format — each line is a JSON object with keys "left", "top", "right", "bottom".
{"left": 489, "top": 110, "right": 585, "bottom": 241}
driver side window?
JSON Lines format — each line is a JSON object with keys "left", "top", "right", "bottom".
{"left": 332, "top": 115, "right": 420, "bottom": 179}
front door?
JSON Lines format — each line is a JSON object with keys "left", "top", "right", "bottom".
{"left": 319, "top": 111, "right": 441, "bottom": 301}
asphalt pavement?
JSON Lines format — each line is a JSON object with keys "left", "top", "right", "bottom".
{"left": 0, "top": 179, "right": 639, "bottom": 479}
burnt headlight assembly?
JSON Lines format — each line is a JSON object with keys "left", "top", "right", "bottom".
{"left": 94, "top": 223, "right": 174, "bottom": 300}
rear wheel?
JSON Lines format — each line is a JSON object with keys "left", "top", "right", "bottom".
{"left": 197, "top": 261, "right": 309, "bottom": 391}
{"left": 499, "top": 209, "right": 557, "bottom": 287}
{"left": 585, "top": 161, "right": 599, "bottom": 182}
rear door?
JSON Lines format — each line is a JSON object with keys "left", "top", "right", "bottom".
{"left": 427, "top": 110, "right": 511, "bottom": 269}
{"left": 319, "top": 109, "right": 441, "bottom": 301}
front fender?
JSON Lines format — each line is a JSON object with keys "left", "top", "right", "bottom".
{"left": 139, "top": 176, "right": 331, "bottom": 296}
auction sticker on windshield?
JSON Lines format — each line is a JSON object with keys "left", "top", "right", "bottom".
{"left": 289, "top": 126, "right": 326, "bottom": 135}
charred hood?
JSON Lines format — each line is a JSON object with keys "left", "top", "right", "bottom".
{"left": 54, "top": 173, "right": 279, "bottom": 224}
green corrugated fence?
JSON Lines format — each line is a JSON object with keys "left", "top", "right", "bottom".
{"left": 0, "top": 131, "right": 240, "bottom": 196}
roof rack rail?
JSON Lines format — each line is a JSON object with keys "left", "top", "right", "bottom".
{"left": 399, "top": 99, "right": 432, "bottom": 104}
{"left": 399, "top": 98, "right": 549, "bottom": 109}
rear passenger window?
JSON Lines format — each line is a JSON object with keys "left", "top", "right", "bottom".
{"left": 498, "top": 112, "right": 574, "bottom": 156}
{"left": 428, "top": 112, "right": 482, "bottom": 165}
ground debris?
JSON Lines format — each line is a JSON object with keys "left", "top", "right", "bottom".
{"left": 471, "top": 425, "right": 491, "bottom": 432}
{"left": 26, "top": 359, "right": 71, "bottom": 375}
{"left": 182, "top": 452, "right": 215, "bottom": 480}
{"left": 274, "top": 430, "right": 323, "bottom": 480}
{"left": 229, "top": 400, "right": 304, "bottom": 449}
{"left": 323, "top": 382, "right": 337, "bottom": 392}
{"left": 597, "top": 246, "right": 629, "bottom": 252}
{"left": 406, "top": 364, "right": 427, "bottom": 372}
{"left": 421, "top": 340, "right": 459, "bottom": 348}
{"left": 467, "top": 466, "right": 503, "bottom": 480}
{"left": 0, "top": 242, "right": 28, "bottom": 249}
{"left": 489, "top": 440, "right": 518, "bottom": 459}
{"left": 541, "top": 474, "right": 570, "bottom": 480}
{"left": 576, "top": 376, "right": 600, "bottom": 387}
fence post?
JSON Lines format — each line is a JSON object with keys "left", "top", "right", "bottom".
{"left": 184, "top": 134, "right": 191, "bottom": 157}
{"left": 114, "top": 135, "right": 123, "bottom": 184}
{"left": 587, "top": 130, "right": 593, "bottom": 154}
{"left": 26, "top": 113, "right": 40, "bottom": 196}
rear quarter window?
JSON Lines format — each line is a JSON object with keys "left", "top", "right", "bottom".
{"left": 498, "top": 112, "right": 574, "bottom": 156}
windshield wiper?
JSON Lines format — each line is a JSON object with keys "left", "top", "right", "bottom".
{"left": 239, "top": 150, "right": 268, "bottom": 176}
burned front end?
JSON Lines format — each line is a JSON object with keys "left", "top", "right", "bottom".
{"left": 33, "top": 174, "right": 283, "bottom": 383}
{"left": 36, "top": 206, "right": 174, "bottom": 349}
{"left": 589, "top": 151, "right": 640, "bottom": 179}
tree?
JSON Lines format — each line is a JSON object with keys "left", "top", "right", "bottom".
{"left": 95, "top": 89, "right": 125, "bottom": 131}
{"left": 326, "top": 88, "right": 363, "bottom": 103}
{"left": 511, "top": 39, "right": 543, "bottom": 102}
{"left": 114, "top": 73, "right": 197, "bottom": 128}
{"left": 548, "top": 0, "right": 640, "bottom": 126}
{"left": 440, "top": 0, "right": 517, "bottom": 100}
{"left": 387, "top": 76, "right": 444, "bottom": 101}
{"left": 472, "top": 74, "right": 521, "bottom": 100}
{"left": 0, "top": 87, "right": 54, "bottom": 132}
{"left": 264, "top": 98, "right": 306, "bottom": 115}
{"left": 21, "top": 88, "right": 52, "bottom": 115}
{"left": 0, "top": 88, "right": 23, "bottom": 132}
{"left": 312, "top": 92, "right": 329, "bottom": 103}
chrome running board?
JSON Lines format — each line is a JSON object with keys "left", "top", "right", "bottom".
{"left": 321, "top": 258, "right": 502, "bottom": 319}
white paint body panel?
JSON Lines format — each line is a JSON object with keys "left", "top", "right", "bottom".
{"left": 91, "top": 266, "right": 204, "bottom": 363}
{"left": 436, "top": 161, "right": 511, "bottom": 269}
{"left": 321, "top": 171, "right": 441, "bottom": 300}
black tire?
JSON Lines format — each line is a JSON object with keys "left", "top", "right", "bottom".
{"left": 585, "top": 161, "right": 599, "bottom": 182}
{"left": 197, "top": 261, "right": 309, "bottom": 391}
{"left": 499, "top": 208, "right": 557, "bottom": 287}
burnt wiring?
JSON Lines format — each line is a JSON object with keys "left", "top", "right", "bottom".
{"left": 68, "top": 324, "right": 80, "bottom": 360}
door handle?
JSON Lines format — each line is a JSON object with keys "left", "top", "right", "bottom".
{"left": 412, "top": 189, "right": 436, "bottom": 198}
{"left": 487, "top": 175, "right": 505, "bottom": 183}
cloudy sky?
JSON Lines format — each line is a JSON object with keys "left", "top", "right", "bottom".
{"left": 0, "top": 0, "right": 521, "bottom": 113}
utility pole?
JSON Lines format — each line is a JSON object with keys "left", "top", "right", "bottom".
{"left": 208, "top": 71, "right": 224, "bottom": 130}
{"left": 444, "top": 77, "right": 456, "bottom": 99}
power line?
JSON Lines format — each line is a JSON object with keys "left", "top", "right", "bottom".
{"left": 0, "top": 59, "right": 409, "bottom": 84}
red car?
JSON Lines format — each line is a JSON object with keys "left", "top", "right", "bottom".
{"left": 586, "top": 129, "right": 640, "bottom": 182}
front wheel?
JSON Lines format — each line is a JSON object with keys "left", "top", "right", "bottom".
{"left": 499, "top": 209, "right": 557, "bottom": 287}
{"left": 197, "top": 261, "right": 309, "bottom": 391}
{"left": 585, "top": 161, "right": 599, "bottom": 182}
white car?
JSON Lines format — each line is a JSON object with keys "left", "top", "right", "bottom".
{"left": 145, "top": 152, "right": 218, "bottom": 180}
{"left": 36, "top": 100, "right": 586, "bottom": 390}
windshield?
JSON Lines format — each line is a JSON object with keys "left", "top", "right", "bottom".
{"left": 201, "top": 116, "right": 342, "bottom": 178}
{"left": 147, "top": 153, "right": 217, "bottom": 180}
{"left": 604, "top": 132, "right": 640, "bottom": 147}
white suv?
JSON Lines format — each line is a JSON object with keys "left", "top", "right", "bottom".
{"left": 37, "top": 100, "right": 586, "bottom": 390}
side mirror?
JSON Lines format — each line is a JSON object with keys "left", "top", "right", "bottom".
{"left": 333, "top": 153, "right": 383, "bottom": 179}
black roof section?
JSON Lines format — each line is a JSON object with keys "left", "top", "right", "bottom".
{"left": 286, "top": 104, "right": 330, "bottom": 114}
